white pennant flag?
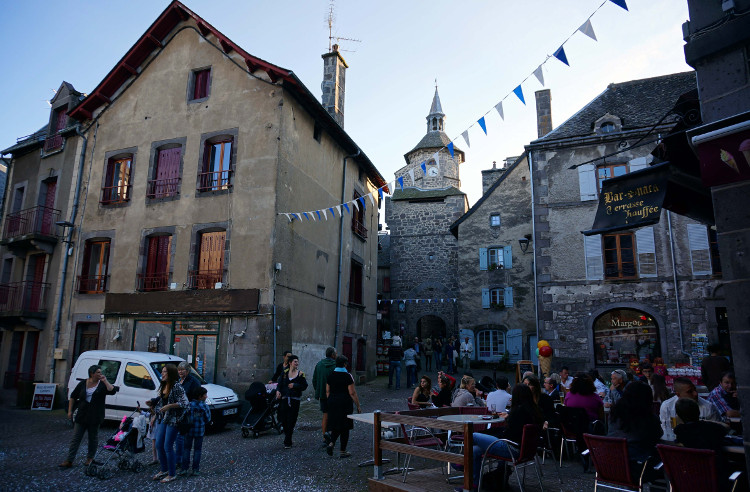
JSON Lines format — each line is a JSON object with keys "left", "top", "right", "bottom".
{"left": 435, "top": 153, "right": 440, "bottom": 173}
{"left": 310, "top": 212, "right": 316, "bottom": 221}
{"left": 368, "top": 192, "right": 376, "bottom": 207}
{"left": 408, "top": 168, "right": 415, "bottom": 185}
{"left": 295, "top": 213, "right": 302, "bottom": 221}
{"left": 335, "top": 205, "right": 341, "bottom": 216}
{"left": 390, "top": 300, "right": 394, "bottom": 304}
{"left": 533, "top": 65, "right": 545, "bottom": 86}
{"left": 578, "top": 19, "right": 597, "bottom": 41}
{"left": 283, "top": 213, "right": 291, "bottom": 222}
{"left": 427, "top": 299, "right": 431, "bottom": 303}
{"left": 440, "top": 299, "right": 444, "bottom": 303}
{"left": 461, "top": 130, "right": 470, "bottom": 148}
{"left": 352, "top": 200, "right": 359, "bottom": 212}
{"left": 322, "top": 209, "right": 328, "bottom": 220}
{"left": 495, "top": 101, "right": 504, "bottom": 120}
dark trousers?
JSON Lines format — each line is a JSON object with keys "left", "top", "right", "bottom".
{"left": 280, "top": 398, "right": 300, "bottom": 446}
{"left": 330, "top": 428, "right": 350, "bottom": 451}
{"left": 435, "top": 351, "right": 442, "bottom": 371}
{"left": 424, "top": 354, "right": 432, "bottom": 371}
{"left": 66, "top": 421, "right": 99, "bottom": 462}
{"left": 175, "top": 433, "right": 185, "bottom": 468}
{"left": 181, "top": 435, "right": 205, "bottom": 471}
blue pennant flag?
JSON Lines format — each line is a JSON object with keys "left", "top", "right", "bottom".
{"left": 553, "top": 46, "right": 570, "bottom": 66}
{"left": 513, "top": 85, "right": 526, "bottom": 105}
{"left": 378, "top": 188, "right": 384, "bottom": 201}
{"left": 609, "top": 0, "right": 628, "bottom": 10}
{"left": 447, "top": 142, "right": 454, "bottom": 159}
{"left": 303, "top": 212, "right": 309, "bottom": 220}
{"left": 397, "top": 176, "right": 404, "bottom": 190}
{"left": 329, "top": 207, "right": 335, "bottom": 217}
{"left": 421, "top": 162, "right": 427, "bottom": 174}
{"left": 478, "top": 117, "right": 487, "bottom": 135}
{"left": 343, "top": 203, "right": 350, "bottom": 214}
{"left": 316, "top": 210, "right": 321, "bottom": 220}
{"left": 359, "top": 196, "right": 366, "bottom": 210}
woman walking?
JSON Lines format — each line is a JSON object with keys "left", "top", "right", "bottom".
{"left": 151, "top": 364, "right": 189, "bottom": 483}
{"left": 325, "top": 356, "right": 361, "bottom": 458}
{"left": 59, "top": 365, "right": 117, "bottom": 468}
{"left": 276, "top": 355, "right": 308, "bottom": 449}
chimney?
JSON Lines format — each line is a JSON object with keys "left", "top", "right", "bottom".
{"left": 321, "top": 44, "right": 348, "bottom": 128}
{"left": 535, "top": 89, "right": 552, "bottom": 138}
{"left": 481, "top": 161, "right": 504, "bottom": 194}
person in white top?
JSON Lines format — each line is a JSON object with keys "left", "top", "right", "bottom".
{"left": 460, "top": 337, "right": 473, "bottom": 371}
{"left": 659, "top": 377, "right": 722, "bottom": 441}
{"left": 486, "top": 377, "right": 512, "bottom": 413}
{"left": 559, "top": 367, "right": 573, "bottom": 390}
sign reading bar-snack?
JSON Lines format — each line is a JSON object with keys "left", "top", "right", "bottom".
{"left": 31, "top": 383, "right": 57, "bottom": 411}
{"left": 583, "top": 163, "right": 669, "bottom": 236}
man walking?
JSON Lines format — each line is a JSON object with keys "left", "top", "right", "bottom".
{"left": 423, "top": 337, "right": 433, "bottom": 371}
{"left": 313, "top": 347, "right": 337, "bottom": 447}
{"left": 388, "top": 337, "right": 404, "bottom": 390}
{"left": 460, "top": 336, "right": 473, "bottom": 371}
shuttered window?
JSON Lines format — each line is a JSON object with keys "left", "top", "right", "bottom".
{"left": 687, "top": 223, "right": 711, "bottom": 276}
{"left": 199, "top": 140, "right": 232, "bottom": 192}
{"left": 102, "top": 156, "right": 132, "bottom": 204}
{"left": 603, "top": 232, "right": 637, "bottom": 279}
{"left": 349, "top": 260, "right": 363, "bottom": 305}
{"left": 482, "top": 245, "right": 513, "bottom": 270}
{"left": 150, "top": 147, "right": 181, "bottom": 198}
{"left": 192, "top": 69, "right": 210, "bottom": 100}
{"left": 483, "top": 287, "right": 514, "bottom": 308}
{"left": 635, "top": 227, "right": 657, "bottom": 278}
{"left": 596, "top": 163, "right": 628, "bottom": 193}
{"left": 140, "top": 236, "right": 171, "bottom": 291}
{"left": 78, "top": 240, "right": 110, "bottom": 293}
{"left": 192, "top": 231, "right": 225, "bottom": 289}
{"left": 578, "top": 164, "right": 597, "bottom": 201}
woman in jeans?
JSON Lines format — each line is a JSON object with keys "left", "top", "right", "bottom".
{"left": 150, "top": 364, "right": 188, "bottom": 483}
{"left": 276, "top": 355, "right": 308, "bottom": 448}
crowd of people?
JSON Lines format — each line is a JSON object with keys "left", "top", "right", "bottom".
{"left": 386, "top": 335, "right": 474, "bottom": 390}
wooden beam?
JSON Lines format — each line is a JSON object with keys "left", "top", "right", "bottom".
{"left": 197, "top": 22, "right": 210, "bottom": 36}
{"left": 92, "top": 93, "right": 110, "bottom": 104}
{"left": 380, "top": 441, "right": 463, "bottom": 464}
{"left": 174, "top": 5, "right": 190, "bottom": 21}
{"left": 146, "top": 33, "right": 163, "bottom": 48}
{"left": 220, "top": 39, "right": 233, "bottom": 54}
{"left": 121, "top": 63, "right": 138, "bottom": 76}
{"left": 245, "top": 59, "right": 258, "bottom": 73}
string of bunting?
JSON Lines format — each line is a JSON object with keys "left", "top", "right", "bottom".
{"left": 378, "top": 298, "right": 458, "bottom": 304}
{"left": 279, "top": 0, "right": 628, "bottom": 223}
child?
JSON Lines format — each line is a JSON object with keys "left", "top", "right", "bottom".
{"left": 179, "top": 386, "right": 212, "bottom": 476}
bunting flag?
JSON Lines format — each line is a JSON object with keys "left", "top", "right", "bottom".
{"left": 578, "top": 19, "right": 597, "bottom": 41}
{"left": 303, "top": 212, "right": 309, "bottom": 220}
{"left": 316, "top": 210, "right": 321, "bottom": 220}
{"left": 329, "top": 207, "right": 335, "bottom": 217}
{"left": 283, "top": 213, "right": 291, "bottom": 222}
{"left": 495, "top": 101, "right": 504, "bottom": 120}
{"left": 421, "top": 161, "right": 427, "bottom": 174}
{"left": 342, "top": 203, "right": 350, "bottom": 214}
{"left": 533, "top": 65, "right": 545, "bottom": 86}
{"left": 553, "top": 46, "right": 570, "bottom": 66}
{"left": 461, "top": 130, "right": 470, "bottom": 148}
{"left": 378, "top": 188, "right": 384, "bottom": 201}
{"left": 447, "top": 142, "right": 454, "bottom": 159}
{"left": 609, "top": 0, "right": 628, "bottom": 11}
{"left": 397, "top": 176, "right": 404, "bottom": 190}
{"left": 477, "top": 117, "right": 487, "bottom": 135}
{"left": 408, "top": 168, "right": 416, "bottom": 184}
{"left": 368, "top": 192, "right": 375, "bottom": 207}
{"left": 513, "top": 85, "right": 526, "bottom": 105}
{"left": 352, "top": 200, "right": 359, "bottom": 212}
{"left": 295, "top": 213, "right": 302, "bottom": 221}
{"left": 359, "top": 196, "right": 366, "bottom": 210}
{"left": 310, "top": 212, "right": 317, "bottom": 221}
{"left": 322, "top": 209, "right": 327, "bottom": 220}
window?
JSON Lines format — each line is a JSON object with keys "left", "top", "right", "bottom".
{"left": 101, "top": 156, "right": 132, "bottom": 204}
{"left": 603, "top": 232, "right": 636, "bottom": 279}
{"left": 349, "top": 259, "right": 363, "bottom": 305}
{"left": 382, "top": 277, "right": 390, "bottom": 293}
{"left": 488, "top": 248, "right": 504, "bottom": 270}
{"left": 593, "top": 309, "right": 660, "bottom": 365}
{"left": 709, "top": 228, "right": 722, "bottom": 276}
{"left": 189, "top": 230, "right": 225, "bottom": 289}
{"left": 600, "top": 122, "right": 615, "bottom": 133}
{"left": 687, "top": 224, "right": 712, "bottom": 276}
{"left": 148, "top": 147, "right": 181, "bottom": 199}
{"left": 44, "top": 107, "right": 67, "bottom": 151}
{"left": 139, "top": 235, "right": 172, "bottom": 291}
{"left": 351, "top": 191, "right": 367, "bottom": 239}
{"left": 124, "top": 362, "right": 155, "bottom": 390}
{"left": 97, "top": 359, "right": 121, "bottom": 383}
{"left": 78, "top": 240, "right": 110, "bottom": 293}
{"left": 190, "top": 68, "right": 211, "bottom": 101}
{"left": 477, "top": 330, "right": 505, "bottom": 361}
{"left": 490, "top": 214, "right": 501, "bottom": 227}
{"left": 198, "top": 139, "right": 232, "bottom": 192}
{"left": 482, "top": 287, "right": 514, "bottom": 308}
{"left": 596, "top": 163, "right": 627, "bottom": 193}
{"left": 479, "top": 246, "right": 512, "bottom": 271}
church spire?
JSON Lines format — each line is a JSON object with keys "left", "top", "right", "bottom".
{"left": 426, "top": 82, "right": 445, "bottom": 133}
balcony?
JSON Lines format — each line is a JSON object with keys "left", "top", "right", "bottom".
{"left": 187, "top": 269, "right": 224, "bottom": 290}
{"left": 0, "top": 281, "right": 51, "bottom": 317}
{"left": 100, "top": 184, "right": 132, "bottom": 205}
{"left": 352, "top": 219, "right": 368, "bottom": 239}
{"left": 1, "top": 206, "right": 61, "bottom": 251}
{"left": 44, "top": 133, "right": 63, "bottom": 152}
{"left": 136, "top": 273, "right": 170, "bottom": 292}
{"left": 197, "top": 170, "right": 232, "bottom": 192}
{"left": 76, "top": 275, "right": 109, "bottom": 294}
{"left": 146, "top": 178, "right": 180, "bottom": 199}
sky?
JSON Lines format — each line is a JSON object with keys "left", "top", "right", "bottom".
{"left": 0, "top": 0, "right": 692, "bottom": 212}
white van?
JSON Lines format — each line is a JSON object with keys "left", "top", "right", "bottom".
{"left": 67, "top": 350, "right": 241, "bottom": 427}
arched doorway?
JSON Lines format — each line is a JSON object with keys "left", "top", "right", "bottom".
{"left": 593, "top": 308, "right": 661, "bottom": 366}
{"left": 417, "top": 315, "right": 446, "bottom": 340}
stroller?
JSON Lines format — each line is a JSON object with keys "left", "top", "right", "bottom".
{"left": 86, "top": 406, "right": 147, "bottom": 480}
{"left": 241, "top": 382, "right": 282, "bottom": 438}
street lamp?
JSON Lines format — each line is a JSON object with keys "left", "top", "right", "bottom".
{"left": 518, "top": 234, "right": 532, "bottom": 253}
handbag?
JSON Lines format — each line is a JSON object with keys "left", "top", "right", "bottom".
{"left": 177, "top": 406, "right": 193, "bottom": 435}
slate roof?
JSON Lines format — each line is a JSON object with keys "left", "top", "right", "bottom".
{"left": 390, "top": 186, "right": 465, "bottom": 201}
{"left": 532, "top": 71, "right": 697, "bottom": 143}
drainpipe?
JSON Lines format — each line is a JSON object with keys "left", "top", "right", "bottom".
{"left": 333, "top": 148, "right": 360, "bottom": 349}
{"left": 50, "top": 123, "right": 96, "bottom": 384}
{"left": 528, "top": 152, "right": 540, "bottom": 344}
{"left": 666, "top": 211, "right": 690, "bottom": 362}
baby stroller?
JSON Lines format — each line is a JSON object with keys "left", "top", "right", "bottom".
{"left": 86, "top": 406, "right": 147, "bottom": 480}
{"left": 241, "top": 382, "right": 282, "bottom": 438}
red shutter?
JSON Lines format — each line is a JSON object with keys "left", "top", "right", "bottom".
{"left": 41, "top": 180, "right": 57, "bottom": 234}
{"left": 146, "top": 237, "right": 159, "bottom": 276}
{"left": 155, "top": 148, "right": 181, "bottom": 196}
{"left": 194, "top": 70, "right": 209, "bottom": 99}
{"left": 55, "top": 109, "right": 67, "bottom": 132}
{"left": 81, "top": 242, "right": 92, "bottom": 277}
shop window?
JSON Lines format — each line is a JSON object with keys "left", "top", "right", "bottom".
{"left": 593, "top": 309, "right": 660, "bottom": 365}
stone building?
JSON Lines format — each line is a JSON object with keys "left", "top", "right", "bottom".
{"left": 525, "top": 73, "right": 724, "bottom": 370}
{"left": 384, "top": 89, "right": 468, "bottom": 343}
{"left": 0, "top": 1, "right": 386, "bottom": 392}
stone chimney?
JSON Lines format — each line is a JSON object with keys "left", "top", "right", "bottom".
{"left": 321, "top": 44, "right": 348, "bottom": 128}
{"left": 481, "top": 161, "right": 505, "bottom": 194}
{"left": 535, "top": 89, "right": 552, "bottom": 138}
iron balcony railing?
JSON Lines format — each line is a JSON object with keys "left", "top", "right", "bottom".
{"left": 0, "top": 281, "right": 51, "bottom": 314}
{"left": 187, "top": 269, "right": 224, "bottom": 290}
{"left": 136, "top": 273, "right": 170, "bottom": 292}
{"left": 352, "top": 219, "right": 368, "bottom": 239}
{"left": 44, "top": 133, "right": 63, "bottom": 152}
{"left": 100, "top": 184, "right": 132, "bottom": 205}
{"left": 197, "top": 170, "right": 232, "bottom": 192}
{"left": 76, "top": 275, "right": 110, "bottom": 294}
{"left": 146, "top": 178, "right": 180, "bottom": 199}
{"left": 2, "top": 206, "right": 61, "bottom": 241}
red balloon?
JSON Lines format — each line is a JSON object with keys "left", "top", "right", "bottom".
{"left": 539, "top": 345, "right": 553, "bottom": 357}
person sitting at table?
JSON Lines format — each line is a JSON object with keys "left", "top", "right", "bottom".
{"left": 559, "top": 367, "right": 574, "bottom": 391}
{"left": 523, "top": 375, "right": 557, "bottom": 428}
{"left": 432, "top": 374, "right": 453, "bottom": 407}
{"left": 659, "top": 377, "right": 721, "bottom": 441}
{"left": 487, "top": 376, "right": 512, "bottom": 413}
{"left": 607, "top": 369, "right": 629, "bottom": 407}
{"left": 650, "top": 373, "right": 671, "bottom": 404}
{"left": 544, "top": 373, "right": 561, "bottom": 401}
{"left": 707, "top": 371, "right": 741, "bottom": 420}
{"left": 565, "top": 372, "right": 604, "bottom": 421}
{"left": 470, "top": 384, "right": 543, "bottom": 490}
{"left": 411, "top": 375, "right": 433, "bottom": 407}
{"left": 589, "top": 369, "right": 609, "bottom": 400}
{"left": 451, "top": 376, "right": 486, "bottom": 407}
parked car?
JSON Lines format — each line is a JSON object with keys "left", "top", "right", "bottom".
{"left": 67, "top": 350, "right": 241, "bottom": 427}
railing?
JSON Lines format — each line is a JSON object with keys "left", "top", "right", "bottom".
{"left": 3, "top": 371, "right": 36, "bottom": 389}
{"left": 100, "top": 184, "right": 132, "bottom": 205}
{"left": 146, "top": 178, "right": 180, "bottom": 199}
{"left": 352, "top": 219, "right": 368, "bottom": 239}
{"left": 0, "top": 281, "right": 51, "bottom": 313}
{"left": 2, "top": 206, "right": 61, "bottom": 240}
{"left": 187, "top": 269, "right": 224, "bottom": 290}
{"left": 197, "top": 170, "right": 232, "bottom": 192}
{"left": 44, "top": 133, "right": 63, "bottom": 152}
{"left": 76, "top": 275, "right": 109, "bottom": 294}
{"left": 136, "top": 273, "right": 170, "bottom": 292}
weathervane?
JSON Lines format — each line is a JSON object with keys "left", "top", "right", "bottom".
{"left": 327, "top": 1, "right": 361, "bottom": 53}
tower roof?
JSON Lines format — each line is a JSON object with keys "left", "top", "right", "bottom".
{"left": 429, "top": 87, "right": 444, "bottom": 116}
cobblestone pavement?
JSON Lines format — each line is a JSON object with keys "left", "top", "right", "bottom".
{"left": 0, "top": 372, "right": 596, "bottom": 491}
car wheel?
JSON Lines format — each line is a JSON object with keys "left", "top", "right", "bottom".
{"left": 241, "top": 428, "right": 250, "bottom": 438}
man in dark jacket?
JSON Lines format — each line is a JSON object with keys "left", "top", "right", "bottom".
{"left": 313, "top": 347, "right": 337, "bottom": 447}
{"left": 387, "top": 337, "right": 404, "bottom": 390}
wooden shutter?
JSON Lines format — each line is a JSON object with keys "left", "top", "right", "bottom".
{"left": 199, "top": 231, "right": 225, "bottom": 273}
{"left": 146, "top": 237, "right": 159, "bottom": 275}
{"left": 479, "top": 248, "right": 488, "bottom": 271}
{"left": 635, "top": 227, "right": 657, "bottom": 278}
{"left": 628, "top": 156, "right": 651, "bottom": 172}
{"left": 156, "top": 236, "right": 171, "bottom": 274}
{"left": 503, "top": 245, "right": 513, "bottom": 270}
{"left": 55, "top": 108, "right": 67, "bottom": 132}
{"left": 503, "top": 287, "right": 514, "bottom": 307}
{"left": 81, "top": 242, "right": 93, "bottom": 277}
{"left": 578, "top": 164, "right": 597, "bottom": 201}
{"left": 194, "top": 70, "right": 209, "bottom": 99}
{"left": 481, "top": 288, "right": 490, "bottom": 308}
{"left": 584, "top": 234, "right": 604, "bottom": 280}
{"left": 687, "top": 224, "right": 711, "bottom": 276}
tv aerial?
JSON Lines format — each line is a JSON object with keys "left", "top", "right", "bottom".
{"left": 326, "top": 1, "right": 361, "bottom": 53}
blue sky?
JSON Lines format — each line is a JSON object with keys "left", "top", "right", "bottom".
{"left": 0, "top": 0, "right": 692, "bottom": 207}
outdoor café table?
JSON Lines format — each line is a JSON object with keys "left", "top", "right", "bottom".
{"left": 348, "top": 412, "right": 395, "bottom": 470}
{"left": 436, "top": 414, "right": 505, "bottom": 480}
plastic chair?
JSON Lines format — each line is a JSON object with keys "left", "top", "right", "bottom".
{"left": 406, "top": 397, "right": 420, "bottom": 410}
{"left": 400, "top": 424, "right": 444, "bottom": 483}
{"left": 582, "top": 434, "right": 646, "bottom": 491}
{"left": 478, "top": 424, "right": 543, "bottom": 492}
{"left": 656, "top": 444, "right": 742, "bottom": 492}
{"left": 539, "top": 427, "right": 564, "bottom": 484}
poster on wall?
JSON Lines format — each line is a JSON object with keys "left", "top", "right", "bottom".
{"left": 148, "top": 336, "right": 159, "bottom": 352}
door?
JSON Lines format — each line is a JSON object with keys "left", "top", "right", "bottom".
{"left": 73, "top": 323, "right": 100, "bottom": 361}
{"left": 529, "top": 335, "right": 539, "bottom": 366}
{"left": 26, "top": 255, "right": 46, "bottom": 311}
{"left": 342, "top": 336, "right": 353, "bottom": 371}
{"left": 356, "top": 338, "right": 366, "bottom": 372}
{"left": 506, "top": 329, "right": 522, "bottom": 364}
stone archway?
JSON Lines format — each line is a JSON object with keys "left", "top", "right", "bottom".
{"left": 417, "top": 315, "right": 446, "bottom": 340}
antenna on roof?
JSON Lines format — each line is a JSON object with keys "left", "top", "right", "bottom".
{"left": 326, "top": 1, "right": 360, "bottom": 53}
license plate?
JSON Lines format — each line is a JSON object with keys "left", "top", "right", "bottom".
{"left": 223, "top": 408, "right": 238, "bottom": 416}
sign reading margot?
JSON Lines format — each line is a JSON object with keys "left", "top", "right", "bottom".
{"left": 584, "top": 164, "right": 669, "bottom": 236}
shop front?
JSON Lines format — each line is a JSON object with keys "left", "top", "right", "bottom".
{"left": 593, "top": 308, "right": 661, "bottom": 366}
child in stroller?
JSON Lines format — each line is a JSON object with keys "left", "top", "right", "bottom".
{"left": 85, "top": 404, "right": 148, "bottom": 480}
{"left": 241, "top": 382, "right": 283, "bottom": 438}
